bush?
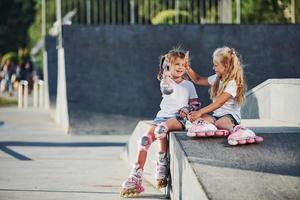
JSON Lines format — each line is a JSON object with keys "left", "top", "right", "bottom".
{"left": 0, "top": 52, "right": 18, "bottom": 66}
{"left": 151, "top": 9, "right": 192, "bottom": 25}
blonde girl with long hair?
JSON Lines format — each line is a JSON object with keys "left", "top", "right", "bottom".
{"left": 185, "top": 46, "right": 263, "bottom": 146}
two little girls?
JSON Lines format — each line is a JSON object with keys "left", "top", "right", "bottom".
{"left": 120, "top": 46, "right": 262, "bottom": 197}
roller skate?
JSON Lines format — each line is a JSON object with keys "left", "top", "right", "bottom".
{"left": 228, "top": 125, "right": 263, "bottom": 146}
{"left": 120, "top": 164, "right": 144, "bottom": 198}
{"left": 155, "top": 152, "right": 169, "bottom": 189}
{"left": 187, "top": 119, "right": 229, "bottom": 137}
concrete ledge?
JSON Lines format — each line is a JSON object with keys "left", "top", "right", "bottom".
{"left": 242, "top": 119, "right": 300, "bottom": 133}
{"left": 174, "top": 132, "right": 300, "bottom": 200}
{"left": 169, "top": 132, "right": 209, "bottom": 200}
{"left": 122, "top": 120, "right": 300, "bottom": 199}
{"left": 242, "top": 79, "right": 300, "bottom": 124}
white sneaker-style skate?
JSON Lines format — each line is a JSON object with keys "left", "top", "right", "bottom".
{"left": 228, "top": 125, "right": 263, "bottom": 146}
{"left": 155, "top": 152, "right": 168, "bottom": 189}
{"left": 187, "top": 119, "right": 229, "bottom": 137}
{"left": 120, "top": 164, "right": 144, "bottom": 197}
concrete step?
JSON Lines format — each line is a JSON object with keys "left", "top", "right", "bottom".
{"left": 122, "top": 120, "right": 300, "bottom": 200}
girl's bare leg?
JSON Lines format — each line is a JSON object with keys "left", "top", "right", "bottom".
{"left": 199, "top": 114, "right": 215, "bottom": 124}
{"left": 158, "top": 118, "right": 183, "bottom": 153}
{"left": 136, "top": 126, "right": 156, "bottom": 169}
{"left": 215, "top": 116, "right": 235, "bottom": 130}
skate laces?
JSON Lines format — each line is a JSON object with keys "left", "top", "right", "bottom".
{"left": 194, "top": 119, "right": 207, "bottom": 125}
{"left": 232, "top": 125, "right": 246, "bottom": 133}
{"left": 129, "top": 164, "right": 142, "bottom": 180}
{"left": 157, "top": 152, "right": 168, "bottom": 165}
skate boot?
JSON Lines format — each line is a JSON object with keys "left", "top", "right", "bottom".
{"left": 120, "top": 164, "right": 144, "bottom": 197}
{"left": 155, "top": 152, "right": 168, "bottom": 189}
{"left": 228, "top": 125, "right": 263, "bottom": 146}
{"left": 187, "top": 119, "right": 229, "bottom": 137}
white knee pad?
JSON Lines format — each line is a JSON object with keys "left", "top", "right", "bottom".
{"left": 138, "top": 135, "right": 153, "bottom": 151}
{"left": 154, "top": 122, "right": 169, "bottom": 139}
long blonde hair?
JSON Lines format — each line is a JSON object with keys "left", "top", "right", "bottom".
{"left": 157, "top": 49, "right": 189, "bottom": 81}
{"left": 210, "top": 46, "right": 246, "bottom": 106}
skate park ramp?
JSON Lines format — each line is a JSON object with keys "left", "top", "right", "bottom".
{"left": 55, "top": 25, "right": 300, "bottom": 134}
{"left": 122, "top": 79, "right": 300, "bottom": 199}
{"left": 242, "top": 79, "right": 300, "bottom": 124}
{"left": 122, "top": 121, "right": 300, "bottom": 200}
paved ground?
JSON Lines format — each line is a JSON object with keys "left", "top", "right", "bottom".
{"left": 0, "top": 107, "right": 165, "bottom": 200}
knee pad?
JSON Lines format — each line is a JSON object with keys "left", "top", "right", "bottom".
{"left": 154, "top": 122, "right": 169, "bottom": 139}
{"left": 139, "top": 135, "right": 153, "bottom": 151}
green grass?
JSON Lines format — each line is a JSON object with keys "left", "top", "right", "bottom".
{"left": 0, "top": 96, "right": 17, "bottom": 107}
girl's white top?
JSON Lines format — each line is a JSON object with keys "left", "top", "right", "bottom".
{"left": 208, "top": 74, "right": 241, "bottom": 123}
{"left": 156, "top": 79, "right": 198, "bottom": 118}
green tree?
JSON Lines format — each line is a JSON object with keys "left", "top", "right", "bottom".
{"left": 0, "top": 0, "right": 36, "bottom": 57}
{"left": 240, "top": 0, "right": 295, "bottom": 23}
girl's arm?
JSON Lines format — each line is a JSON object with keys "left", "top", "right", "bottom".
{"left": 178, "top": 98, "right": 200, "bottom": 119}
{"left": 188, "top": 92, "right": 232, "bottom": 122}
{"left": 184, "top": 52, "right": 209, "bottom": 86}
{"left": 186, "top": 66, "right": 209, "bottom": 86}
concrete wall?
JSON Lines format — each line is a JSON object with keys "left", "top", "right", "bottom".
{"left": 55, "top": 24, "right": 300, "bottom": 134}
{"left": 242, "top": 79, "right": 300, "bottom": 124}
{"left": 62, "top": 25, "right": 300, "bottom": 119}
{"left": 45, "top": 36, "right": 58, "bottom": 111}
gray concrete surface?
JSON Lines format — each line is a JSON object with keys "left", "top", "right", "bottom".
{"left": 0, "top": 107, "right": 164, "bottom": 200}
{"left": 242, "top": 79, "right": 300, "bottom": 124}
{"left": 176, "top": 132, "right": 300, "bottom": 200}
{"left": 124, "top": 121, "right": 300, "bottom": 200}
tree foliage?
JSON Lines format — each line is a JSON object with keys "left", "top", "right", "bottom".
{"left": 0, "top": 0, "right": 36, "bottom": 57}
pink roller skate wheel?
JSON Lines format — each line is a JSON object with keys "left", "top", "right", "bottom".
{"left": 238, "top": 140, "right": 247, "bottom": 145}
{"left": 196, "top": 132, "right": 206, "bottom": 137}
{"left": 215, "top": 131, "right": 224, "bottom": 136}
{"left": 206, "top": 132, "right": 215, "bottom": 136}
{"left": 246, "top": 138, "right": 255, "bottom": 143}
{"left": 255, "top": 136, "right": 264, "bottom": 143}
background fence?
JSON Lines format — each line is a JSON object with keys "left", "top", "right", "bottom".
{"left": 46, "top": 0, "right": 238, "bottom": 27}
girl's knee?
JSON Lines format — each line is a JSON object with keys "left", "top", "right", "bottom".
{"left": 215, "top": 117, "right": 235, "bottom": 130}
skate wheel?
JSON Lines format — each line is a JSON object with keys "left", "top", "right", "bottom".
{"left": 187, "top": 131, "right": 196, "bottom": 137}
{"left": 246, "top": 138, "right": 255, "bottom": 143}
{"left": 238, "top": 140, "right": 247, "bottom": 145}
{"left": 206, "top": 131, "right": 215, "bottom": 136}
{"left": 255, "top": 136, "right": 263, "bottom": 143}
{"left": 196, "top": 132, "right": 206, "bottom": 137}
{"left": 228, "top": 139, "right": 238, "bottom": 145}
{"left": 215, "top": 131, "right": 224, "bottom": 136}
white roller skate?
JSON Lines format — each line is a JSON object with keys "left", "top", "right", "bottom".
{"left": 228, "top": 125, "right": 263, "bottom": 146}
{"left": 120, "top": 164, "right": 144, "bottom": 198}
{"left": 155, "top": 152, "right": 168, "bottom": 189}
{"left": 187, "top": 119, "right": 229, "bottom": 137}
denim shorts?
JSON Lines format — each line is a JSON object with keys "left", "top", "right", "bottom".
{"left": 152, "top": 114, "right": 187, "bottom": 129}
{"left": 211, "top": 114, "right": 239, "bottom": 126}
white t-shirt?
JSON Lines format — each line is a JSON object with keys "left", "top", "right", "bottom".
{"left": 208, "top": 74, "right": 241, "bottom": 123}
{"left": 156, "top": 79, "right": 198, "bottom": 118}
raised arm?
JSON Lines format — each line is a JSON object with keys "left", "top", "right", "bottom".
{"left": 184, "top": 51, "right": 210, "bottom": 86}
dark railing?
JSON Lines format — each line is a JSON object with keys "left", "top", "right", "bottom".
{"left": 47, "top": 0, "right": 221, "bottom": 26}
